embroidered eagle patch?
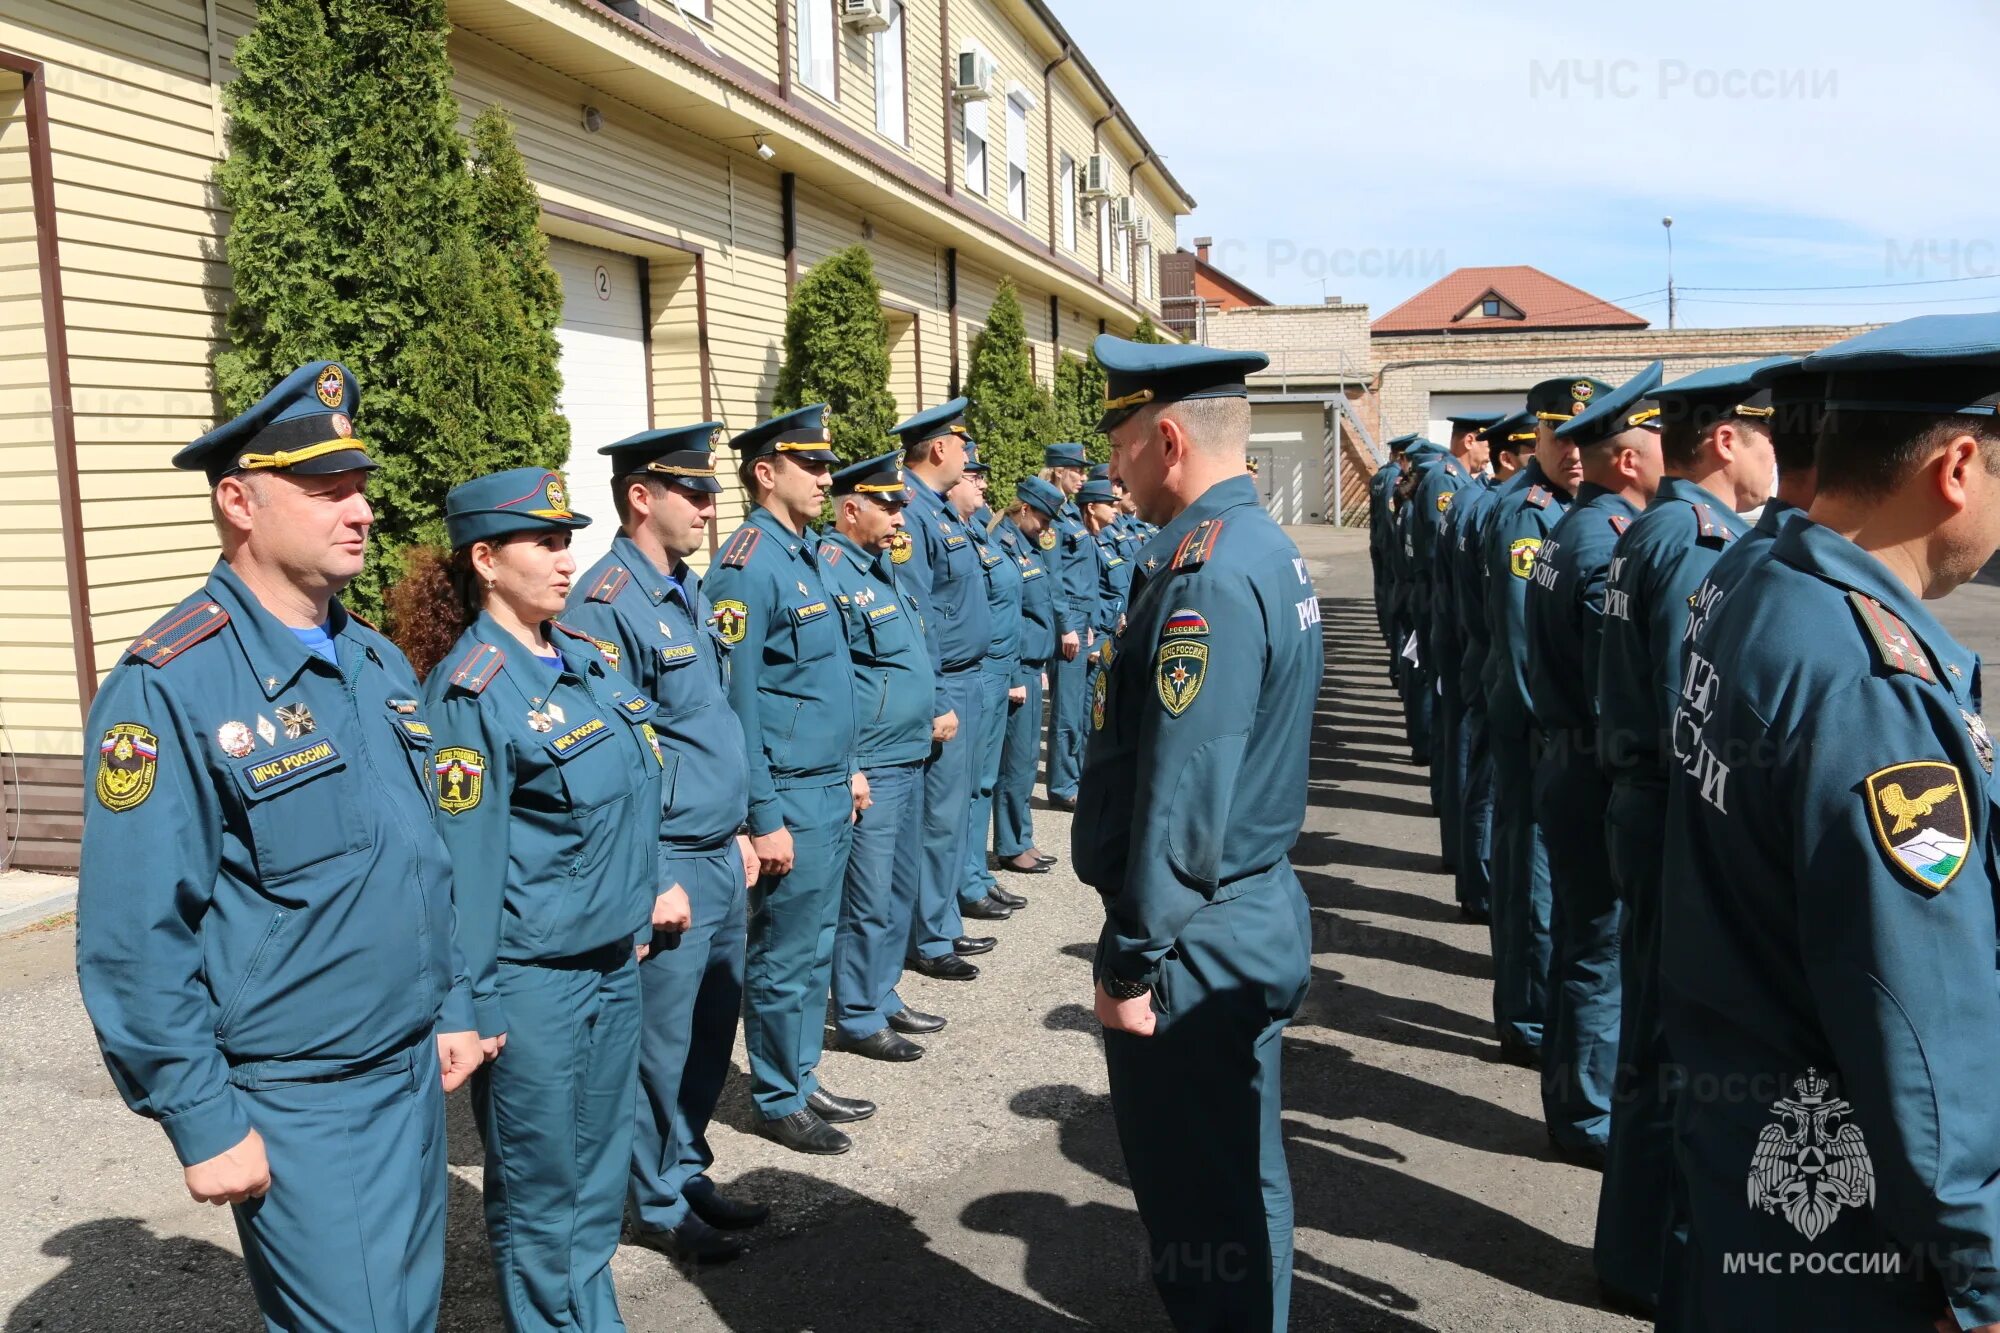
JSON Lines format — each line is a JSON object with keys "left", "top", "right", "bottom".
{"left": 1863, "top": 761, "right": 1968, "bottom": 893}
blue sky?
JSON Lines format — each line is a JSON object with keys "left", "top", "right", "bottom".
{"left": 1059, "top": 0, "right": 2000, "bottom": 328}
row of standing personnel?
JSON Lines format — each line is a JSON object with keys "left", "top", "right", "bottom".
{"left": 72, "top": 331, "right": 1327, "bottom": 1333}
{"left": 1368, "top": 312, "right": 2000, "bottom": 1332}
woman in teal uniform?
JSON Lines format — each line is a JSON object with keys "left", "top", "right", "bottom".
{"left": 993, "top": 477, "right": 1065, "bottom": 873}
{"left": 422, "top": 468, "right": 661, "bottom": 1332}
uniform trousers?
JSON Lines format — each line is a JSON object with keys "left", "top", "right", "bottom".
{"left": 474, "top": 945, "right": 640, "bottom": 1333}
{"left": 743, "top": 780, "right": 853, "bottom": 1117}
{"left": 1104, "top": 866, "right": 1312, "bottom": 1333}
{"left": 629, "top": 842, "right": 747, "bottom": 1234}
{"left": 1046, "top": 645, "right": 1089, "bottom": 800}
{"left": 907, "top": 669, "right": 982, "bottom": 961}
{"left": 831, "top": 761, "right": 923, "bottom": 1040}
{"left": 1598, "top": 777, "right": 1680, "bottom": 1311}
{"left": 960, "top": 663, "right": 1012, "bottom": 906}
{"left": 994, "top": 665, "right": 1045, "bottom": 860}
{"left": 1456, "top": 697, "right": 1495, "bottom": 917}
{"left": 229, "top": 1037, "right": 445, "bottom": 1333}
{"left": 1534, "top": 732, "right": 1622, "bottom": 1152}
{"left": 1432, "top": 661, "right": 1463, "bottom": 869}
{"left": 1488, "top": 720, "right": 1552, "bottom": 1049}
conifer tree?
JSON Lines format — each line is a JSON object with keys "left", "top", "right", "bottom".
{"left": 962, "top": 279, "right": 1054, "bottom": 503}
{"left": 1052, "top": 352, "right": 1109, "bottom": 464}
{"left": 773, "top": 246, "right": 897, "bottom": 464}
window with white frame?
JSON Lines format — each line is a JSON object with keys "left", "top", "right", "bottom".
{"left": 1097, "top": 199, "right": 1111, "bottom": 271}
{"left": 1058, "top": 153, "right": 1077, "bottom": 251}
{"left": 1005, "top": 90, "right": 1031, "bottom": 221}
{"left": 963, "top": 97, "right": 989, "bottom": 195}
{"left": 1115, "top": 219, "right": 1130, "bottom": 283}
{"left": 1139, "top": 242, "right": 1152, "bottom": 300}
{"left": 797, "top": 0, "right": 835, "bottom": 99}
{"left": 873, "top": 1, "right": 905, "bottom": 141}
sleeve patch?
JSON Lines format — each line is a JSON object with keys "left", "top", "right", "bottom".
{"left": 433, "top": 746, "right": 486, "bottom": 814}
{"left": 1155, "top": 638, "right": 1208, "bottom": 715}
{"left": 95, "top": 722, "right": 159, "bottom": 812}
{"left": 1864, "top": 761, "right": 1968, "bottom": 893}
{"left": 713, "top": 599, "right": 749, "bottom": 646}
{"left": 1509, "top": 536, "right": 1543, "bottom": 579}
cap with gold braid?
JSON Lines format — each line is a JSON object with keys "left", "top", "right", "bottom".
{"left": 444, "top": 468, "right": 591, "bottom": 549}
{"left": 1526, "top": 375, "right": 1615, "bottom": 425}
{"left": 729, "top": 403, "right": 840, "bottom": 464}
{"left": 601, "top": 421, "right": 726, "bottom": 494}
{"left": 891, "top": 396, "right": 970, "bottom": 454}
{"left": 831, "top": 450, "right": 909, "bottom": 501}
{"left": 173, "top": 360, "right": 377, "bottom": 484}
{"left": 1555, "top": 362, "right": 1665, "bottom": 448}
{"left": 1093, "top": 333, "right": 1270, "bottom": 433}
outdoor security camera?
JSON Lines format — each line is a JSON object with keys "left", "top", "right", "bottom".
{"left": 582, "top": 106, "right": 604, "bottom": 133}
{"left": 756, "top": 139, "right": 776, "bottom": 162}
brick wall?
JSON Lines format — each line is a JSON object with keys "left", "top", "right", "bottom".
{"left": 1207, "top": 303, "right": 1374, "bottom": 386}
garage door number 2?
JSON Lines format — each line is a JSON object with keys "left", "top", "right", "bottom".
{"left": 594, "top": 265, "right": 611, "bottom": 301}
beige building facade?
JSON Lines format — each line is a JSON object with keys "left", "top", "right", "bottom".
{"left": 0, "top": 0, "right": 1194, "bottom": 870}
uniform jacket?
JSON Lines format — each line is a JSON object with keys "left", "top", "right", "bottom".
{"left": 818, "top": 528, "right": 935, "bottom": 769}
{"left": 1074, "top": 475, "right": 1325, "bottom": 986}
{"left": 704, "top": 507, "right": 858, "bottom": 834}
{"left": 996, "top": 516, "right": 1057, "bottom": 673}
{"left": 1525, "top": 481, "right": 1641, "bottom": 734}
{"left": 971, "top": 511, "right": 1024, "bottom": 674}
{"left": 77, "top": 561, "right": 472, "bottom": 1167}
{"left": 900, "top": 473, "right": 992, "bottom": 672}
{"left": 424, "top": 614, "right": 661, "bottom": 1035}
{"left": 1482, "top": 458, "right": 1572, "bottom": 737}
{"left": 1091, "top": 525, "right": 1134, "bottom": 634}
{"left": 1051, "top": 502, "right": 1102, "bottom": 642}
{"left": 1595, "top": 476, "right": 1747, "bottom": 781}
{"left": 1662, "top": 517, "right": 2000, "bottom": 1328}
{"left": 563, "top": 533, "right": 750, "bottom": 853}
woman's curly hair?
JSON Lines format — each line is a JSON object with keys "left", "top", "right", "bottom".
{"left": 385, "top": 544, "right": 482, "bottom": 681}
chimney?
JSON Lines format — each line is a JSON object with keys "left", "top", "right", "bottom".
{"left": 1193, "top": 236, "right": 1213, "bottom": 264}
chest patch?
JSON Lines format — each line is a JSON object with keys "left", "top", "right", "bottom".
{"left": 551, "top": 716, "right": 609, "bottom": 756}
{"left": 244, "top": 737, "right": 340, "bottom": 794}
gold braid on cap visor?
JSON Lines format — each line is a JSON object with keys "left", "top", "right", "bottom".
{"left": 235, "top": 439, "right": 364, "bottom": 471}
{"left": 1102, "top": 387, "right": 1157, "bottom": 411}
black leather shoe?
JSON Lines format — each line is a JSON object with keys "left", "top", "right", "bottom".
{"left": 807, "top": 1088, "right": 877, "bottom": 1123}
{"left": 1458, "top": 902, "right": 1491, "bottom": 924}
{"left": 628, "top": 1214, "right": 746, "bottom": 1265}
{"left": 685, "top": 1187, "right": 769, "bottom": 1231}
{"left": 757, "top": 1108, "right": 850, "bottom": 1155}
{"left": 998, "top": 855, "right": 1051, "bottom": 875}
{"left": 953, "top": 935, "right": 997, "bottom": 956}
{"left": 909, "top": 953, "right": 979, "bottom": 981}
{"left": 1049, "top": 794, "right": 1078, "bottom": 811}
{"left": 1031, "top": 851, "right": 1057, "bottom": 866}
{"left": 1496, "top": 1038, "right": 1541, "bottom": 1069}
{"left": 833, "top": 1027, "right": 924, "bottom": 1061}
{"left": 989, "top": 886, "right": 1029, "bottom": 909}
{"left": 888, "top": 1007, "right": 946, "bottom": 1035}
{"left": 961, "top": 894, "right": 1013, "bottom": 920}
{"left": 1550, "top": 1134, "right": 1607, "bottom": 1172}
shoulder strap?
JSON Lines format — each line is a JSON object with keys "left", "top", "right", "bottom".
{"left": 128, "top": 597, "right": 230, "bottom": 668}
{"left": 1848, "top": 591, "right": 1936, "bottom": 683}
{"left": 445, "top": 642, "right": 506, "bottom": 694}
{"left": 1525, "top": 486, "right": 1551, "bottom": 509}
{"left": 1608, "top": 514, "right": 1631, "bottom": 535}
{"left": 1173, "top": 518, "right": 1225, "bottom": 571}
{"left": 585, "top": 566, "right": 629, "bottom": 603}
{"left": 719, "top": 527, "right": 761, "bottom": 569}
{"left": 1692, "top": 503, "right": 1734, "bottom": 548}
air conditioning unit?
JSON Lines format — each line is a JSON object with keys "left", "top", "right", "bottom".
{"left": 1110, "top": 196, "right": 1136, "bottom": 229}
{"left": 839, "top": 0, "right": 892, "bottom": 33}
{"left": 1080, "top": 153, "right": 1110, "bottom": 198}
{"left": 954, "top": 50, "right": 996, "bottom": 100}
{"left": 1131, "top": 217, "right": 1152, "bottom": 245}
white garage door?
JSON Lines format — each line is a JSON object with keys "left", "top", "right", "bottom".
{"left": 1427, "top": 391, "right": 1525, "bottom": 447}
{"left": 550, "top": 238, "right": 650, "bottom": 572}
{"left": 1247, "top": 404, "right": 1328, "bottom": 525}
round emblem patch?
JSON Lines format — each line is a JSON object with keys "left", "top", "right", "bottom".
{"left": 330, "top": 413, "right": 353, "bottom": 438}
{"left": 96, "top": 722, "right": 158, "bottom": 812}
{"left": 315, "top": 366, "right": 345, "bottom": 408}
{"left": 545, "top": 477, "right": 569, "bottom": 512}
{"left": 1571, "top": 380, "right": 1595, "bottom": 402}
{"left": 1038, "top": 529, "right": 1057, "bottom": 551}
{"left": 713, "top": 600, "right": 749, "bottom": 646}
{"left": 890, "top": 530, "right": 913, "bottom": 565}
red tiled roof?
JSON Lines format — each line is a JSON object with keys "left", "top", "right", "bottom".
{"left": 1370, "top": 265, "right": 1650, "bottom": 335}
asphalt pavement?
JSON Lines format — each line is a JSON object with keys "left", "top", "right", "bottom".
{"left": 13, "top": 524, "right": 1995, "bottom": 1330}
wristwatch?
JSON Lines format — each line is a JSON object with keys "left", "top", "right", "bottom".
{"left": 1102, "top": 974, "right": 1152, "bottom": 1001}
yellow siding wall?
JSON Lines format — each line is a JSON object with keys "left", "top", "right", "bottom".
{"left": 901, "top": 0, "right": 948, "bottom": 181}
{"left": 4, "top": 0, "right": 231, "bottom": 758}
{"left": 698, "top": 0, "right": 783, "bottom": 85}
{"left": 950, "top": 0, "right": 1048, "bottom": 245}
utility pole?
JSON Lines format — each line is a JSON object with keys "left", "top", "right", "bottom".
{"left": 1662, "top": 216, "right": 1677, "bottom": 330}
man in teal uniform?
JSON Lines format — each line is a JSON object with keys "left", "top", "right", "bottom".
{"left": 77, "top": 362, "right": 484, "bottom": 1332}
{"left": 1592, "top": 359, "right": 1779, "bottom": 1313}
{"left": 1369, "top": 441, "right": 1406, "bottom": 651}
{"left": 1527, "top": 364, "right": 1665, "bottom": 1168}
{"left": 955, "top": 449, "right": 1030, "bottom": 916}
{"left": 1079, "top": 335, "right": 1323, "bottom": 1332}
{"left": 818, "top": 451, "right": 948, "bottom": 1063}
{"left": 893, "top": 398, "right": 1002, "bottom": 977}
{"left": 1662, "top": 315, "right": 2000, "bottom": 1330}
{"left": 1482, "top": 375, "right": 1612, "bottom": 1065}
{"left": 1079, "top": 474, "right": 1134, "bottom": 750}
{"left": 1447, "top": 413, "right": 1531, "bottom": 922}
{"left": 994, "top": 477, "right": 1063, "bottom": 877}
{"left": 1044, "top": 440, "right": 1097, "bottom": 807}
{"left": 1387, "top": 435, "right": 1440, "bottom": 759}
{"left": 563, "top": 423, "right": 765, "bottom": 1263}
{"left": 1415, "top": 415, "right": 1495, "bottom": 865}
{"left": 706, "top": 405, "right": 874, "bottom": 1154}
{"left": 1693, "top": 361, "right": 1822, "bottom": 605}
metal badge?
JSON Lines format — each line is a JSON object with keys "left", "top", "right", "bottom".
{"left": 527, "top": 710, "right": 554, "bottom": 733}
{"left": 217, "top": 720, "right": 255, "bottom": 758}
{"left": 277, "top": 703, "right": 315, "bottom": 739}
{"left": 1964, "top": 710, "right": 1993, "bottom": 774}
{"left": 256, "top": 715, "right": 277, "bottom": 747}
{"left": 547, "top": 702, "right": 566, "bottom": 726}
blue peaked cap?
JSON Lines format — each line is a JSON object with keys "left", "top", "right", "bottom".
{"left": 893, "top": 396, "right": 969, "bottom": 451}
{"left": 1094, "top": 333, "right": 1269, "bottom": 432}
{"left": 1557, "top": 362, "right": 1664, "bottom": 447}
{"left": 1077, "top": 478, "right": 1115, "bottom": 505}
{"left": 174, "top": 360, "right": 377, "bottom": 484}
{"left": 1015, "top": 475, "right": 1065, "bottom": 518}
{"left": 1044, "top": 441, "right": 1088, "bottom": 468}
{"left": 730, "top": 403, "right": 839, "bottom": 462}
{"left": 1802, "top": 314, "right": 2000, "bottom": 415}
{"left": 600, "top": 421, "right": 726, "bottom": 494}
{"left": 831, "top": 450, "right": 907, "bottom": 499}
{"left": 445, "top": 467, "right": 590, "bottom": 550}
